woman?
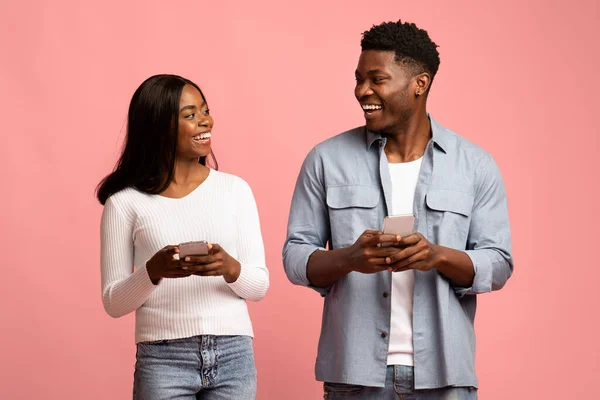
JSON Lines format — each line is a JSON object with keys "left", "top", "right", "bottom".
{"left": 97, "top": 74, "right": 269, "bottom": 399}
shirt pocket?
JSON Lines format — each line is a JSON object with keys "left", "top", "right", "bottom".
{"left": 425, "top": 189, "right": 474, "bottom": 249}
{"left": 326, "top": 185, "right": 382, "bottom": 249}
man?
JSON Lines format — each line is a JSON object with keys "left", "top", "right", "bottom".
{"left": 283, "top": 20, "right": 512, "bottom": 399}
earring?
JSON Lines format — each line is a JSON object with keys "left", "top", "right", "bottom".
{"left": 415, "top": 91, "right": 421, "bottom": 97}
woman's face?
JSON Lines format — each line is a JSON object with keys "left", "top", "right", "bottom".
{"left": 176, "top": 84, "right": 214, "bottom": 159}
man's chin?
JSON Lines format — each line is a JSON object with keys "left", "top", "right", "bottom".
{"left": 365, "top": 120, "right": 384, "bottom": 132}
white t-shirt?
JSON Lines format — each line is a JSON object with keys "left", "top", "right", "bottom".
{"left": 386, "top": 157, "right": 422, "bottom": 366}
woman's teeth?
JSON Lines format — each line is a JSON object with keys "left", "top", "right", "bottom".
{"left": 193, "top": 132, "right": 211, "bottom": 141}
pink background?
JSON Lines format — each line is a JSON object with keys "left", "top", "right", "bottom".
{"left": 1, "top": 0, "right": 599, "bottom": 398}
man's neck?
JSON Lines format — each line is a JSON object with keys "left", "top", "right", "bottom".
{"left": 384, "top": 112, "right": 431, "bottom": 163}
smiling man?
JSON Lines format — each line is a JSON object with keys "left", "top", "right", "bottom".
{"left": 283, "top": 20, "right": 513, "bottom": 399}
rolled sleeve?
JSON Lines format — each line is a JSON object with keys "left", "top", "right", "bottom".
{"left": 283, "top": 147, "right": 332, "bottom": 297}
{"left": 454, "top": 153, "right": 513, "bottom": 297}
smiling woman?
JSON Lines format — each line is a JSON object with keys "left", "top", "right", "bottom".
{"left": 97, "top": 75, "right": 218, "bottom": 203}
{"left": 95, "top": 74, "right": 269, "bottom": 399}
{"left": 176, "top": 84, "right": 214, "bottom": 163}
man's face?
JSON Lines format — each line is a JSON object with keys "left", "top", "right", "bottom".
{"left": 355, "top": 50, "right": 417, "bottom": 134}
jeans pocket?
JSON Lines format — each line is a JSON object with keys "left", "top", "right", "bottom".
{"left": 140, "top": 339, "right": 169, "bottom": 345}
{"left": 324, "top": 382, "right": 364, "bottom": 395}
{"left": 137, "top": 340, "right": 167, "bottom": 352}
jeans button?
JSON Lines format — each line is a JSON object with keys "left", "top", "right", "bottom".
{"left": 381, "top": 332, "right": 387, "bottom": 338}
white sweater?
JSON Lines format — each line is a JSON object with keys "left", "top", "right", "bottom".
{"left": 100, "top": 170, "right": 269, "bottom": 343}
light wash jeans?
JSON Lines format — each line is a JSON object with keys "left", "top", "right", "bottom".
{"left": 133, "top": 335, "right": 256, "bottom": 400}
{"left": 324, "top": 365, "right": 477, "bottom": 400}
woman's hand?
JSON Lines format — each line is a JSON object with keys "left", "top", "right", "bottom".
{"left": 180, "top": 244, "right": 241, "bottom": 283}
{"left": 145, "top": 246, "right": 192, "bottom": 285}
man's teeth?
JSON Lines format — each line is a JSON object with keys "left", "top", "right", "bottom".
{"left": 362, "top": 104, "right": 382, "bottom": 111}
{"left": 193, "top": 133, "right": 211, "bottom": 141}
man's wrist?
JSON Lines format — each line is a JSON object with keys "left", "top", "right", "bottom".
{"left": 336, "top": 247, "right": 354, "bottom": 274}
{"left": 432, "top": 244, "right": 450, "bottom": 272}
{"left": 431, "top": 245, "right": 475, "bottom": 287}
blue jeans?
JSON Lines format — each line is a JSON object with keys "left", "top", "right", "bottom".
{"left": 133, "top": 335, "right": 256, "bottom": 400}
{"left": 324, "top": 366, "right": 477, "bottom": 400}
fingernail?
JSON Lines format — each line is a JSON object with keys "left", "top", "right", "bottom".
{"left": 185, "top": 257, "right": 190, "bottom": 262}
{"left": 386, "top": 258, "right": 391, "bottom": 264}
{"left": 182, "top": 266, "right": 188, "bottom": 270}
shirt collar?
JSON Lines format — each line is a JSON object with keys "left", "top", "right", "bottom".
{"left": 366, "top": 114, "right": 449, "bottom": 154}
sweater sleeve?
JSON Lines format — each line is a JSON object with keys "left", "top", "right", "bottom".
{"left": 226, "top": 179, "right": 270, "bottom": 301}
{"left": 100, "top": 196, "right": 158, "bottom": 318}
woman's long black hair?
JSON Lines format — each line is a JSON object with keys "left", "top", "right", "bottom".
{"left": 96, "top": 74, "right": 217, "bottom": 205}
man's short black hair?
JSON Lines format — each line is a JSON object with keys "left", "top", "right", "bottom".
{"left": 361, "top": 20, "right": 440, "bottom": 80}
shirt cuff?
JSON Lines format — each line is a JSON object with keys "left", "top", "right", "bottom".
{"left": 454, "top": 250, "right": 491, "bottom": 297}
{"left": 302, "top": 246, "right": 331, "bottom": 297}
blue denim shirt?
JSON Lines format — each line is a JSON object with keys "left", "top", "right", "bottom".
{"left": 283, "top": 117, "right": 513, "bottom": 389}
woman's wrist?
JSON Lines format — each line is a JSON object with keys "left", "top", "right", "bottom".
{"left": 224, "top": 261, "right": 241, "bottom": 283}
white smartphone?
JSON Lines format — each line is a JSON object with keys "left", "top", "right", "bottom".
{"left": 178, "top": 241, "right": 209, "bottom": 258}
{"left": 382, "top": 214, "right": 415, "bottom": 237}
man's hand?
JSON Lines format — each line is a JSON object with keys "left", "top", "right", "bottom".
{"left": 344, "top": 230, "right": 402, "bottom": 274}
{"left": 385, "top": 232, "right": 475, "bottom": 287}
{"left": 384, "top": 232, "right": 440, "bottom": 272}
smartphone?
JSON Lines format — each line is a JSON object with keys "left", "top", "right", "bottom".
{"left": 382, "top": 214, "right": 415, "bottom": 237}
{"left": 178, "top": 240, "right": 209, "bottom": 258}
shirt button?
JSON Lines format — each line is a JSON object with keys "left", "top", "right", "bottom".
{"left": 383, "top": 292, "right": 389, "bottom": 298}
{"left": 381, "top": 332, "right": 387, "bottom": 338}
